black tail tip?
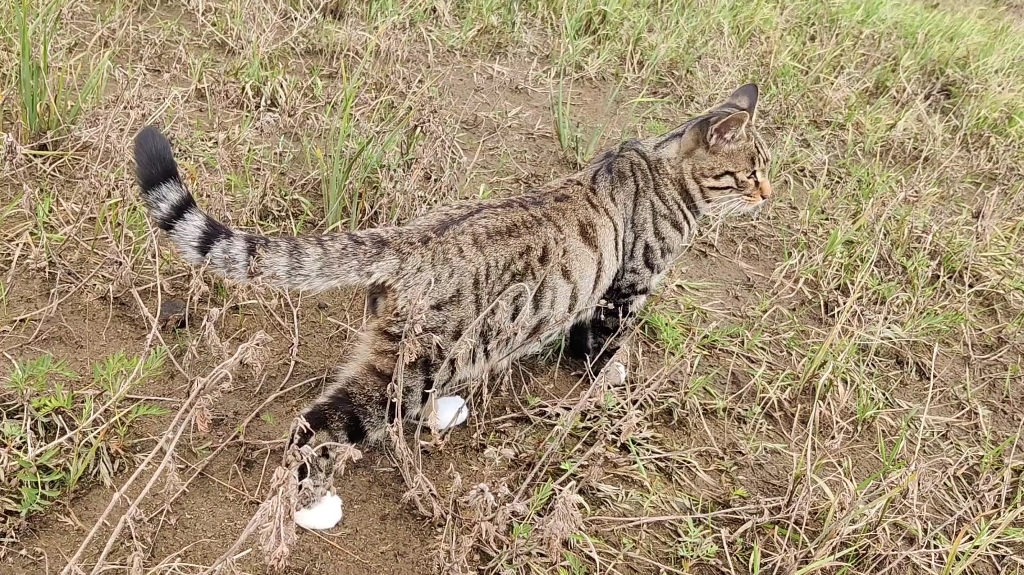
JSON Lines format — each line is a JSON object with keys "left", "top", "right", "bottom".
{"left": 133, "top": 125, "right": 180, "bottom": 193}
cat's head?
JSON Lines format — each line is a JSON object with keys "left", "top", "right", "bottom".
{"left": 659, "top": 83, "right": 772, "bottom": 216}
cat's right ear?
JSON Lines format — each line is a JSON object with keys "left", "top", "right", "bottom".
{"left": 721, "top": 83, "right": 759, "bottom": 118}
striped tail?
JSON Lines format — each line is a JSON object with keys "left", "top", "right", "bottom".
{"left": 133, "top": 126, "right": 399, "bottom": 292}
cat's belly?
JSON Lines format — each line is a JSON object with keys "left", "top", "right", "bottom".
{"left": 452, "top": 303, "right": 589, "bottom": 383}
{"left": 439, "top": 266, "right": 604, "bottom": 383}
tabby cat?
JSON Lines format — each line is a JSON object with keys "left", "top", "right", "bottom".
{"left": 134, "top": 83, "right": 772, "bottom": 525}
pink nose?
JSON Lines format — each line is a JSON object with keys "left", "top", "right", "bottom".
{"left": 759, "top": 179, "right": 773, "bottom": 200}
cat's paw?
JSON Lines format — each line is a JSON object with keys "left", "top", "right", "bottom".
{"left": 606, "top": 361, "right": 626, "bottom": 386}
{"left": 294, "top": 492, "right": 343, "bottom": 530}
{"left": 430, "top": 395, "right": 469, "bottom": 430}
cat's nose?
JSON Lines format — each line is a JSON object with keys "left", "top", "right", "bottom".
{"left": 759, "top": 179, "right": 773, "bottom": 200}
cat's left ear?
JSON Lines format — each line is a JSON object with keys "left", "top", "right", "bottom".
{"left": 721, "top": 83, "right": 759, "bottom": 120}
{"left": 707, "top": 111, "right": 750, "bottom": 148}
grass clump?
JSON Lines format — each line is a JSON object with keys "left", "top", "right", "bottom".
{"left": 0, "top": 350, "right": 168, "bottom": 536}
{"left": 8, "top": 0, "right": 110, "bottom": 144}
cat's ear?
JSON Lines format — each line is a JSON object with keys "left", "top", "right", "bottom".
{"left": 707, "top": 111, "right": 750, "bottom": 148}
{"left": 721, "top": 83, "right": 759, "bottom": 118}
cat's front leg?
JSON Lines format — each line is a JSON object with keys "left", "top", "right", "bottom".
{"left": 566, "top": 293, "right": 644, "bottom": 377}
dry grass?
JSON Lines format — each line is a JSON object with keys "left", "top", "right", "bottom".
{"left": 2, "top": 0, "right": 1024, "bottom": 573}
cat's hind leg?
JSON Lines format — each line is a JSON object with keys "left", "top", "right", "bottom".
{"left": 287, "top": 364, "right": 392, "bottom": 531}
{"left": 286, "top": 331, "right": 404, "bottom": 530}
{"left": 288, "top": 334, "right": 468, "bottom": 529}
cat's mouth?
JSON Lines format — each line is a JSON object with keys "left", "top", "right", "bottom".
{"left": 743, "top": 181, "right": 772, "bottom": 212}
{"left": 740, "top": 195, "right": 768, "bottom": 213}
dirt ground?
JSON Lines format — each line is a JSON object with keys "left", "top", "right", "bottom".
{"left": 3, "top": 1, "right": 1024, "bottom": 574}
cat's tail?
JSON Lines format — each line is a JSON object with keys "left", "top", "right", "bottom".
{"left": 133, "top": 126, "right": 400, "bottom": 292}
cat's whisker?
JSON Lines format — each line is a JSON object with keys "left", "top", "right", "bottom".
{"left": 706, "top": 197, "right": 746, "bottom": 222}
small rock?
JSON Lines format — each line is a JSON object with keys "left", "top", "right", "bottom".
{"left": 158, "top": 299, "right": 188, "bottom": 331}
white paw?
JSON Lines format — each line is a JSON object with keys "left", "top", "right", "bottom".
{"left": 607, "top": 361, "right": 626, "bottom": 385}
{"left": 294, "top": 493, "right": 343, "bottom": 530}
{"left": 430, "top": 395, "right": 469, "bottom": 431}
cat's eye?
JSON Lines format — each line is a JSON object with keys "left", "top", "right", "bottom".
{"left": 707, "top": 173, "right": 739, "bottom": 189}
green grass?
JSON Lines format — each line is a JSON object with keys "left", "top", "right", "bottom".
{"left": 10, "top": 0, "right": 110, "bottom": 144}
{"left": 1, "top": 350, "right": 168, "bottom": 531}
{"left": 550, "top": 78, "right": 612, "bottom": 168}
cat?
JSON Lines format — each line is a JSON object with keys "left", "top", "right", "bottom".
{"left": 133, "top": 83, "right": 772, "bottom": 527}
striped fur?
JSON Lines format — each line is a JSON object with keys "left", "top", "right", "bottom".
{"left": 134, "top": 83, "right": 772, "bottom": 486}
{"left": 134, "top": 128, "right": 400, "bottom": 291}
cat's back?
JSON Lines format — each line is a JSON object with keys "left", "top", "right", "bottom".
{"left": 401, "top": 175, "right": 609, "bottom": 253}
{"left": 386, "top": 174, "right": 620, "bottom": 326}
